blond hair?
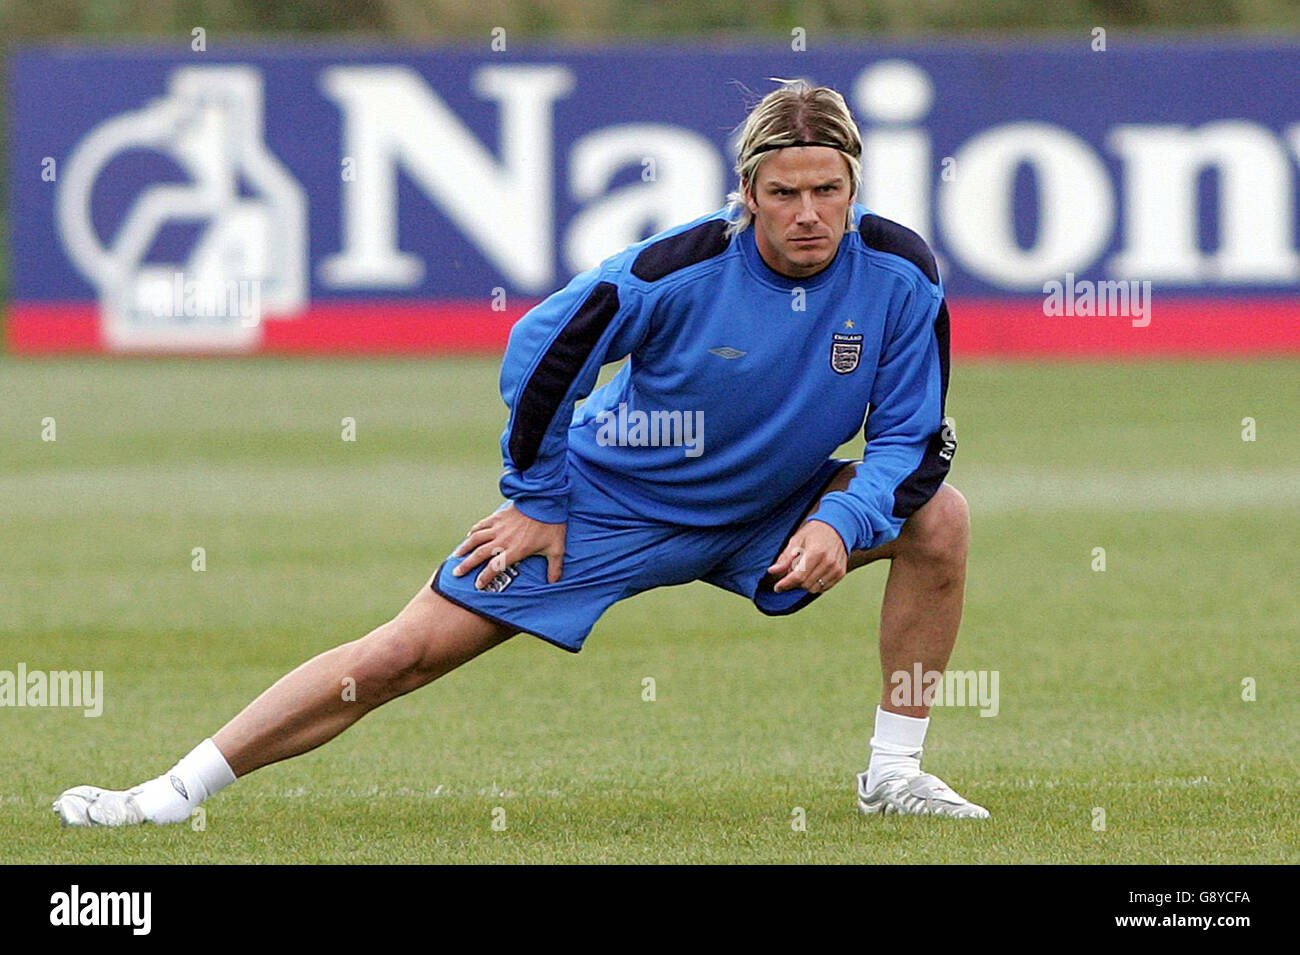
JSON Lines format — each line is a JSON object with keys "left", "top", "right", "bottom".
{"left": 725, "top": 79, "right": 863, "bottom": 238}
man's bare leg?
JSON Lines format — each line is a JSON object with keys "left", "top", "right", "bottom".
{"left": 54, "top": 576, "right": 514, "bottom": 825}
{"left": 813, "top": 465, "right": 970, "bottom": 711}
{"left": 816, "top": 465, "right": 972, "bottom": 717}
{"left": 844, "top": 484, "right": 970, "bottom": 719}
{"left": 216, "top": 578, "right": 514, "bottom": 776}
{"left": 811, "top": 464, "right": 986, "bottom": 817}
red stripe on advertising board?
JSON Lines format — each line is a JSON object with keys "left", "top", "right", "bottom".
{"left": 7, "top": 298, "right": 1300, "bottom": 357}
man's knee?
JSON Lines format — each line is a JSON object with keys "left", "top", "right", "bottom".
{"left": 353, "top": 587, "right": 511, "bottom": 700}
{"left": 346, "top": 624, "right": 432, "bottom": 704}
{"left": 899, "top": 483, "right": 969, "bottom": 566}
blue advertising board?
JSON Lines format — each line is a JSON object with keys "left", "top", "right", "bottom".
{"left": 8, "top": 41, "right": 1300, "bottom": 354}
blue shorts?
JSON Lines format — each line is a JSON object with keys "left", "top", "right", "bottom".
{"left": 432, "top": 457, "right": 852, "bottom": 652}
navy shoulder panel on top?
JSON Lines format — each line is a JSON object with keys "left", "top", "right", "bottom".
{"left": 631, "top": 218, "right": 731, "bottom": 282}
{"left": 508, "top": 281, "right": 621, "bottom": 472}
{"left": 857, "top": 214, "right": 939, "bottom": 285}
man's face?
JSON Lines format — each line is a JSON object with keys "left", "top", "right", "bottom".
{"left": 745, "top": 146, "right": 853, "bottom": 279}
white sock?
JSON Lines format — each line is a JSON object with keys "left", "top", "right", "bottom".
{"left": 132, "top": 738, "right": 237, "bottom": 824}
{"left": 865, "top": 706, "right": 929, "bottom": 789}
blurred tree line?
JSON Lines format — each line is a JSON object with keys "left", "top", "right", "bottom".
{"left": 2, "top": 0, "right": 1299, "bottom": 40}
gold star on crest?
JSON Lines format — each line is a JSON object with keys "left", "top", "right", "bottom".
{"left": 843, "top": 319, "right": 855, "bottom": 329}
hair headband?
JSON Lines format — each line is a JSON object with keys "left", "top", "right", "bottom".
{"left": 748, "top": 139, "right": 857, "bottom": 156}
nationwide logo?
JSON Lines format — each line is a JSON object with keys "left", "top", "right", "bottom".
{"left": 57, "top": 66, "right": 307, "bottom": 351}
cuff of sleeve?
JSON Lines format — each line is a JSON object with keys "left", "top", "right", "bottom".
{"left": 806, "top": 496, "right": 863, "bottom": 556}
{"left": 512, "top": 495, "right": 568, "bottom": 524}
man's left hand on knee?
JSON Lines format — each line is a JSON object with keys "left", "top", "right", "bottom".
{"left": 768, "top": 520, "right": 848, "bottom": 594}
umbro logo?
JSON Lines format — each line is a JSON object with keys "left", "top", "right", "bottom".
{"left": 169, "top": 774, "right": 188, "bottom": 799}
{"left": 708, "top": 346, "right": 746, "bottom": 360}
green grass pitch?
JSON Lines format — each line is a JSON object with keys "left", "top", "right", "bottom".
{"left": 1, "top": 355, "right": 1296, "bottom": 863}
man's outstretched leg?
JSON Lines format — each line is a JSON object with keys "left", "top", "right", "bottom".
{"left": 53, "top": 577, "right": 514, "bottom": 826}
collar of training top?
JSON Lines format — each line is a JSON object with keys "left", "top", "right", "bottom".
{"left": 748, "top": 139, "right": 858, "bottom": 156}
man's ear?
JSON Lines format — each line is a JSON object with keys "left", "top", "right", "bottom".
{"left": 744, "top": 183, "right": 758, "bottom": 215}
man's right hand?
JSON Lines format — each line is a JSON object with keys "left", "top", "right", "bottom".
{"left": 451, "top": 502, "right": 567, "bottom": 589}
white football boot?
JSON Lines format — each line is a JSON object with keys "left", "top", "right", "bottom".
{"left": 857, "top": 770, "right": 991, "bottom": 819}
{"left": 52, "top": 785, "right": 147, "bottom": 827}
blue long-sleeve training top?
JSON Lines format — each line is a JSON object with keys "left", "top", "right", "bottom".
{"left": 496, "top": 203, "right": 956, "bottom": 555}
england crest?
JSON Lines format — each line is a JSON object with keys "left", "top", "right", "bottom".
{"left": 483, "top": 562, "right": 521, "bottom": 593}
{"left": 830, "top": 333, "right": 863, "bottom": 374}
